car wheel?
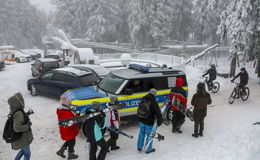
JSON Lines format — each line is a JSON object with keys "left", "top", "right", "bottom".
{"left": 15, "top": 58, "right": 20, "bottom": 63}
{"left": 30, "top": 84, "right": 38, "bottom": 96}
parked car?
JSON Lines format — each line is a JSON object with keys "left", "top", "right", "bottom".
{"left": 45, "top": 54, "right": 65, "bottom": 67}
{"left": 0, "top": 56, "right": 5, "bottom": 69}
{"left": 27, "top": 68, "right": 99, "bottom": 97}
{"left": 21, "top": 49, "right": 41, "bottom": 60}
{"left": 31, "top": 58, "right": 60, "bottom": 77}
{"left": 69, "top": 64, "right": 110, "bottom": 80}
{"left": 62, "top": 64, "right": 188, "bottom": 118}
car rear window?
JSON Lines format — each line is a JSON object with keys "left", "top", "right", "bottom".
{"left": 45, "top": 55, "right": 60, "bottom": 59}
{"left": 79, "top": 74, "right": 99, "bottom": 86}
{"left": 43, "top": 62, "right": 59, "bottom": 68}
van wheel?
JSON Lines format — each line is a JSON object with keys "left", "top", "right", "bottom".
{"left": 30, "top": 84, "right": 37, "bottom": 96}
{"left": 15, "top": 58, "right": 20, "bottom": 63}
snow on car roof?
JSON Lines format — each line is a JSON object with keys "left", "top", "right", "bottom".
{"left": 112, "top": 67, "right": 185, "bottom": 79}
{"left": 54, "top": 67, "right": 92, "bottom": 76}
{"left": 38, "top": 58, "right": 57, "bottom": 62}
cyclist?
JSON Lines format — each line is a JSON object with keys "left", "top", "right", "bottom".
{"left": 202, "top": 64, "right": 217, "bottom": 90}
{"left": 231, "top": 67, "right": 249, "bottom": 96}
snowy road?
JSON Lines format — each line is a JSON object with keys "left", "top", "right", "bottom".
{"left": 0, "top": 63, "right": 260, "bottom": 160}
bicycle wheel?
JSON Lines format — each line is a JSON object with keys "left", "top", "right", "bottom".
{"left": 212, "top": 82, "right": 220, "bottom": 93}
{"left": 228, "top": 88, "right": 236, "bottom": 104}
{"left": 241, "top": 87, "right": 250, "bottom": 101}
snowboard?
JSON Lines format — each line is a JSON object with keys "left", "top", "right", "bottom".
{"left": 143, "top": 120, "right": 164, "bottom": 152}
{"left": 164, "top": 97, "right": 193, "bottom": 122}
{"left": 58, "top": 103, "right": 125, "bottom": 127}
{"left": 106, "top": 127, "right": 134, "bottom": 139}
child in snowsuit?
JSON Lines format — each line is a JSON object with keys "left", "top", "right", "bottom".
{"left": 191, "top": 83, "right": 212, "bottom": 137}
{"left": 106, "top": 96, "right": 121, "bottom": 151}
{"left": 56, "top": 96, "right": 79, "bottom": 159}
{"left": 82, "top": 102, "right": 109, "bottom": 160}
{"left": 170, "top": 77, "right": 187, "bottom": 133}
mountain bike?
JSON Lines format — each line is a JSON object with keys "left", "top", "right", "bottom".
{"left": 228, "top": 82, "right": 250, "bottom": 104}
{"left": 203, "top": 77, "right": 220, "bottom": 93}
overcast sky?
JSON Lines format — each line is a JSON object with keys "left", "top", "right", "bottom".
{"left": 29, "top": 0, "right": 56, "bottom": 14}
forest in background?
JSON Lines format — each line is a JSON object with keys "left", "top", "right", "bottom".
{"left": 0, "top": 0, "right": 259, "bottom": 59}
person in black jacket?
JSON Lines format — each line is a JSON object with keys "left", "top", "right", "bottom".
{"left": 137, "top": 89, "right": 163, "bottom": 154}
{"left": 170, "top": 77, "right": 187, "bottom": 133}
{"left": 82, "top": 102, "right": 108, "bottom": 160}
{"left": 231, "top": 67, "right": 249, "bottom": 92}
{"left": 202, "top": 64, "right": 217, "bottom": 90}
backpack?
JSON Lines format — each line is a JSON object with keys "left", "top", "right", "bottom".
{"left": 3, "top": 110, "right": 23, "bottom": 143}
{"left": 137, "top": 98, "right": 152, "bottom": 118}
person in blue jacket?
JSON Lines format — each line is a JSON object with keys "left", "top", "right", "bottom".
{"left": 82, "top": 102, "right": 108, "bottom": 160}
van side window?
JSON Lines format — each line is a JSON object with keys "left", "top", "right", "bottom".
{"left": 143, "top": 77, "right": 168, "bottom": 91}
{"left": 122, "top": 79, "right": 143, "bottom": 94}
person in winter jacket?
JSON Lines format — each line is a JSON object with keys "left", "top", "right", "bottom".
{"left": 56, "top": 96, "right": 79, "bottom": 159}
{"left": 7, "top": 92, "right": 34, "bottom": 160}
{"left": 106, "top": 96, "right": 121, "bottom": 151}
{"left": 137, "top": 89, "right": 163, "bottom": 154}
{"left": 231, "top": 67, "right": 249, "bottom": 92}
{"left": 82, "top": 102, "right": 109, "bottom": 160}
{"left": 191, "top": 83, "right": 212, "bottom": 138}
{"left": 202, "top": 64, "right": 217, "bottom": 90}
{"left": 170, "top": 77, "right": 187, "bottom": 133}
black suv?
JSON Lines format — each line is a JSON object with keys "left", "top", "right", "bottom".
{"left": 27, "top": 68, "right": 99, "bottom": 97}
{"left": 31, "top": 58, "right": 59, "bottom": 77}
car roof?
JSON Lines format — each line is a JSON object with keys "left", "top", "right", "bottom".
{"left": 37, "top": 58, "right": 57, "bottom": 62}
{"left": 54, "top": 67, "right": 93, "bottom": 76}
{"left": 70, "top": 64, "right": 110, "bottom": 76}
{"left": 111, "top": 65, "right": 186, "bottom": 79}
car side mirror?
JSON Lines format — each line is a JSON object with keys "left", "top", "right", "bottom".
{"left": 124, "top": 88, "right": 133, "bottom": 95}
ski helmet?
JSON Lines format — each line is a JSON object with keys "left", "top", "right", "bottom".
{"left": 210, "top": 64, "right": 216, "bottom": 68}
{"left": 110, "top": 96, "right": 118, "bottom": 105}
{"left": 240, "top": 67, "right": 246, "bottom": 71}
{"left": 92, "top": 101, "right": 102, "bottom": 111}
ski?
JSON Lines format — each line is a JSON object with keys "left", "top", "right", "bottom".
{"left": 58, "top": 103, "right": 125, "bottom": 127}
{"left": 143, "top": 120, "right": 164, "bottom": 152}
{"left": 106, "top": 127, "right": 134, "bottom": 139}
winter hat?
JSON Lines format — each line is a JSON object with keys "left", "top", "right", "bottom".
{"left": 60, "top": 95, "right": 71, "bottom": 107}
{"left": 14, "top": 92, "right": 25, "bottom": 108}
{"left": 92, "top": 101, "right": 102, "bottom": 111}
{"left": 240, "top": 67, "right": 246, "bottom": 71}
{"left": 176, "top": 77, "right": 184, "bottom": 87}
{"left": 197, "top": 82, "right": 205, "bottom": 89}
{"left": 149, "top": 88, "right": 157, "bottom": 96}
{"left": 110, "top": 96, "right": 118, "bottom": 105}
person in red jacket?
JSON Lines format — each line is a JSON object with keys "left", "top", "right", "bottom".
{"left": 170, "top": 77, "right": 187, "bottom": 133}
{"left": 56, "top": 96, "right": 79, "bottom": 159}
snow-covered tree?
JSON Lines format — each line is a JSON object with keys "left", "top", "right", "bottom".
{"left": 0, "top": 0, "right": 46, "bottom": 48}
{"left": 193, "top": 0, "right": 229, "bottom": 44}
{"left": 128, "top": 0, "right": 176, "bottom": 49}
{"left": 85, "top": 0, "right": 119, "bottom": 42}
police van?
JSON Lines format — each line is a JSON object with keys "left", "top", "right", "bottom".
{"left": 62, "top": 64, "right": 188, "bottom": 118}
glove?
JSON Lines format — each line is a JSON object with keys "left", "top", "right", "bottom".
{"left": 27, "top": 109, "right": 34, "bottom": 115}
{"left": 202, "top": 75, "right": 205, "bottom": 77}
{"left": 27, "top": 121, "right": 32, "bottom": 127}
{"left": 231, "top": 80, "right": 234, "bottom": 83}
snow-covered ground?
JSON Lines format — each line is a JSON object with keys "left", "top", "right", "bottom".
{"left": 0, "top": 62, "right": 260, "bottom": 160}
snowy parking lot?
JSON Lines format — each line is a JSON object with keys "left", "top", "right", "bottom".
{"left": 1, "top": 63, "right": 260, "bottom": 160}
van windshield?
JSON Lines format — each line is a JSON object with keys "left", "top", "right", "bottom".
{"left": 98, "top": 74, "right": 125, "bottom": 94}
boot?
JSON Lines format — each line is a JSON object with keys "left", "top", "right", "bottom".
{"left": 175, "top": 128, "right": 182, "bottom": 134}
{"left": 146, "top": 148, "right": 156, "bottom": 154}
{"left": 111, "top": 146, "right": 120, "bottom": 151}
{"left": 192, "top": 133, "right": 199, "bottom": 138}
{"left": 199, "top": 132, "right": 203, "bottom": 137}
{"left": 56, "top": 146, "right": 66, "bottom": 158}
{"left": 68, "top": 152, "right": 78, "bottom": 160}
